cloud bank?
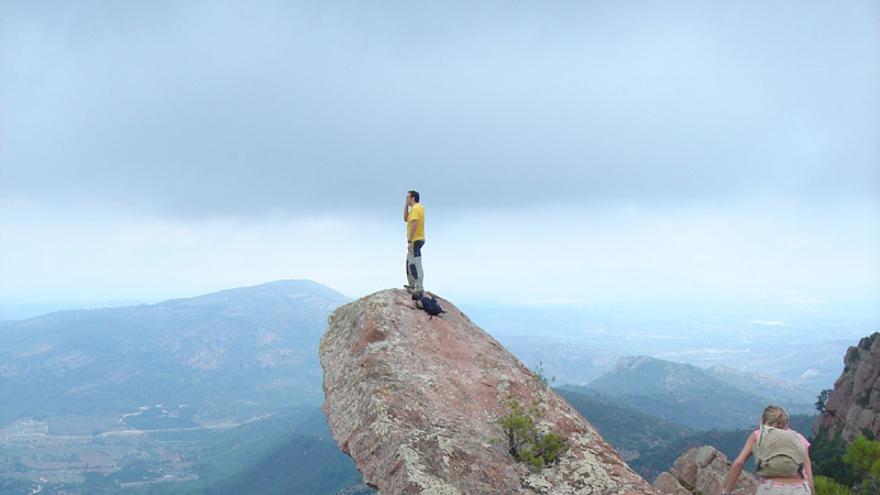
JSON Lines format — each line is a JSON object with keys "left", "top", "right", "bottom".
{"left": 2, "top": 1, "right": 877, "bottom": 217}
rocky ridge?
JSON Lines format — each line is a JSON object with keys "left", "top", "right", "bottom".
{"left": 814, "top": 332, "right": 880, "bottom": 441}
{"left": 653, "top": 446, "right": 757, "bottom": 495}
{"left": 320, "top": 289, "right": 654, "bottom": 494}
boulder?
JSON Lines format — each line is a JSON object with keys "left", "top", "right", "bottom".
{"left": 320, "top": 289, "right": 653, "bottom": 494}
{"left": 653, "top": 446, "right": 757, "bottom": 495}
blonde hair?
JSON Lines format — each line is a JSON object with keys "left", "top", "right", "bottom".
{"left": 761, "top": 405, "right": 790, "bottom": 428}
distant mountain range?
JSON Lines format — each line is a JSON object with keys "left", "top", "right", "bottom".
{"left": 556, "top": 387, "right": 691, "bottom": 458}
{"left": 704, "top": 364, "right": 817, "bottom": 406}
{"left": 579, "top": 355, "right": 816, "bottom": 430}
{"left": 0, "top": 280, "right": 825, "bottom": 492}
{"left": 0, "top": 280, "right": 367, "bottom": 494}
{"left": 0, "top": 279, "right": 348, "bottom": 424}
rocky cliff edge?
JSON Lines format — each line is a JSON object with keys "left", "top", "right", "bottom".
{"left": 814, "top": 332, "right": 880, "bottom": 441}
{"left": 319, "top": 289, "right": 653, "bottom": 494}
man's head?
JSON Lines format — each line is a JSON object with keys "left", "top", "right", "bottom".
{"left": 408, "top": 190, "right": 420, "bottom": 203}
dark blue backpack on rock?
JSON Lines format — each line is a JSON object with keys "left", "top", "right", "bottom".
{"left": 416, "top": 295, "right": 445, "bottom": 318}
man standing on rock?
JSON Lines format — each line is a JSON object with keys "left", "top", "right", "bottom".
{"left": 403, "top": 190, "right": 425, "bottom": 298}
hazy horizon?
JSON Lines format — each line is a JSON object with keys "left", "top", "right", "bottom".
{"left": 0, "top": 279, "right": 880, "bottom": 331}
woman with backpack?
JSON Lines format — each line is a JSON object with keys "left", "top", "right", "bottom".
{"left": 720, "top": 405, "right": 814, "bottom": 494}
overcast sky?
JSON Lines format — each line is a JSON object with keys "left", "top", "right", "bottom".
{"left": 1, "top": 1, "right": 878, "bottom": 317}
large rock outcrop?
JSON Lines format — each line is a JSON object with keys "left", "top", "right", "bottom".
{"left": 653, "top": 446, "right": 757, "bottom": 495}
{"left": 320, "top": 289, "right": 654, "bottom": 494}
{"left": 814, "top": 332, "right": 880, "bottom": 441}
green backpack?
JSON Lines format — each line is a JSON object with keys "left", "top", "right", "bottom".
{"left": 753, "top": 425, "right": 806, "bottom": 478}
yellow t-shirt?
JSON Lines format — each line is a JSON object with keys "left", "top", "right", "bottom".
{"left": 407, "top": 203, "right": 425, "bottom": 242}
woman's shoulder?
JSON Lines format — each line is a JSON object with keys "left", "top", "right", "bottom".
{"left": 794, "top": 430, "right": 810, "bottom": 448}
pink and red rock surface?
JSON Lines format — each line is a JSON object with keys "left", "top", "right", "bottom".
{"left": 653, "top": 446, "right": 757, "bottom": 495}
{"left": 814, "top": 333, "right": 880, "bottom": 441}
{"left": 320, "top": 289, "right": 654, "bottom": 494}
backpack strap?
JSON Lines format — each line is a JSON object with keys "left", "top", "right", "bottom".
{"left": 755, "top": 425, "right": 769, "bottom": 472}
